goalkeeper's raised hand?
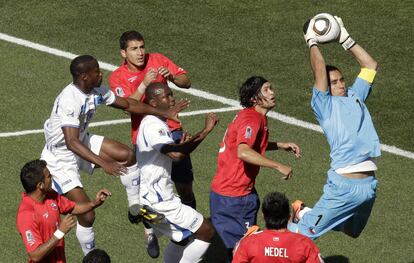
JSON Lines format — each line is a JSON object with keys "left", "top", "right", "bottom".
{"left": 334, "top": 16, "right": 356, "bottom": 50}
{"left": 303, "top": 18, "right": 318, "bottom": 48}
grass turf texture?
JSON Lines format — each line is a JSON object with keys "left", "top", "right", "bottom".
{"left": 1, "top": 1, "right": 413, "bottom": 262}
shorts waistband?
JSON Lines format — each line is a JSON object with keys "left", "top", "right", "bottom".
{"left": 328, "top": 169, "right": 376, "bottom": 184}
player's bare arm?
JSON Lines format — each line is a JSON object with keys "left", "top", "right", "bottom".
{"left": 111, "top": 96, "right": 189, "bottom": 123}
{"left": 62, "top": 127, "right": 127, "bottom": 176}
{"left": 158, "top": 66, "right": 191, "bottom": 88}
{"left": 266, "top": 142, "right": 301, "bottom": 157}
{"left": 349, "top": 44, "right": 378, "bottom": 70}
{"left": 237, "top": 143, "right": 293, "bottom": 180}
{"left": 128, "top": 69, "right": 158, "bottom": 101}
{"left": 28, "top": 214, "right": 76, "bottom": 262}
{"left": 310, "top": 46, "right": 328, "bottom": 92}
{"left": 276, "top": 142, "right": 301, "bottom": 158}
{"left": 71, "top": 189, "right": 112, "bottom": 214}
{"left": 161, "top": 112, "right": 218, "bottom": 160}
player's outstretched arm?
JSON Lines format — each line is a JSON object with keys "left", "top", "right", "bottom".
{"left": 71, "top": 189, "right": 112, "bottom": 215}
{"left": 237, "top": 144, "right": 293, "bottom": 180}
{"left": 348, "top": 44, "right": 378, "bottom": 71}
{"left": 63, "top": 127, "right": 127, "bottom": 176}
{"left": 334, "top": 16, "right": 378, "bottom": 70}
{"left": 111, "top": 96, "right": 189, "bottom": 123}
{"left": 161, "top": 112, "right": 219, "bottom": 160}
{"left": 309, "top": 46, "right": 328, "bottom": 92}
{"left": 27, "top": 214, "right": 76, "bottom": 262}
{"left": 266, "top": 142, "right": 301, "bottom": 157}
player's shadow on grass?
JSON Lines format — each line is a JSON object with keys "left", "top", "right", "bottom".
{"left": 323, "top": 255, "right": 349, "bottom": 263}
{"left": 202, "top": 230, "right": 228, "bottom": 263}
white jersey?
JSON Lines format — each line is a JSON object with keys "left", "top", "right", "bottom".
{"left": 43, "top": 83, "right": 115, "bottom": 152}
{"left": 136, "top": 115, "right": 175, "bottom": 204}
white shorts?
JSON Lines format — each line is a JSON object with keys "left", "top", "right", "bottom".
{"left": 146, "top": 196, "right": 204, "bottom": 242}
{"left": 41, "top": 133, "right": 104, "bottom": 194}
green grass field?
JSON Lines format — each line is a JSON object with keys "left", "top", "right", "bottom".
{"left": 1, "top": 1, "right": 413, "bottom": 262}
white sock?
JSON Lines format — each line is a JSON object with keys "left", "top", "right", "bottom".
{"left": 144, "top": 227, "right": 154, "bottom": 236}
{"left": 164, "top": 241, "right": 185, "bottom": 263}
{"left": 119, "top": 164, "right": 140, "bottom": 207}
{"left": 299, "top": 207, "right": 312, "bottom": 220}
{"left": 180, "top": 239, "right": 210, "bottom": 263}
{"left": 76, "top": 222, "right": 95, "bottom": 255}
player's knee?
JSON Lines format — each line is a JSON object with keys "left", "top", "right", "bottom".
{"left": 196, "top": 218, "right": 215, "bottom": 242}
{"left": 77, "top": 210, "right": 95, "bottom": 226}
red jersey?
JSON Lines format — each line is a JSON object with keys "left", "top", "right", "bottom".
{"left": 109, "top": 53, "right": 187, "bottom": 144}
{"left": 16, "top": 191, "right": 76, "bottom": 263}
{"left": 232, "top": 229, "right": 323, "bottom": 263}
{"left": 211, "top": 107, "right": 269, "bottom": 197}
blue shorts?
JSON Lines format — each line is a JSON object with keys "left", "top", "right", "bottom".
{"left": 210, "top": 190, "right": 260, "bottom": 249}
{"left": 171, "top": 130, "right": 194, "bottom": 183}
{"left": 289, "top": 169, "right": 377, "bottom": 239}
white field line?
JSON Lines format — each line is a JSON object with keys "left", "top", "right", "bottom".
{"left": 0, "top": 106, "right": 241, "bottom": 138}
{"left": 1, "top": 32, "right": 413, "bottom": 160}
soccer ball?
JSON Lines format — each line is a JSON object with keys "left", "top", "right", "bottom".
{"left": 312, "top": 13, "right": 340, "bottom": 43}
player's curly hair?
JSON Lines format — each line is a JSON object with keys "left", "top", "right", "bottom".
{"left": 20, "top": 159, "right": 47, "bottom": 194}
{"left": 119, "top": 30, "right": 144, "bottom": 50}
{"left": 262, "top": 192, "right": 290, "bottom": 230}
{"left": 239, "top": 76, "right": 268, "bottom": 108}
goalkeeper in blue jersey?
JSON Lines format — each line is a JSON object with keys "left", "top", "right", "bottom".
{"left": 288, "top": 16, "right": 380, "bottom": 239}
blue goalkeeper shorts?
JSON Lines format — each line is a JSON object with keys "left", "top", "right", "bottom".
{"left": 210, "top": 190, "right": 260, "bottom": 249}
{"left": 289, "top": 169, "right": 377, "bottom": 239}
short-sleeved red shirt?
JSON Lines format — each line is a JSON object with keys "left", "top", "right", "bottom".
{"left": 232, "top": 229, "right": 323, "bottom": 263}
{"left": 16, "top": 191, "right": 75, "bottom": 263}
{"left": 211, "top": 107, "right": 269, "bottom": 197}
{"left": 109, "top": 53, "right": 187, "bottom": 144}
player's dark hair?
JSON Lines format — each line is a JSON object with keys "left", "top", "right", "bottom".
{"left": 144, "top": 82, "right": 169, "bottom": 103}
{"left": 70, "top": 55, "right": 97, "bottom": 79}
{"left": 326, "top": 65, "right": 341, "bottom": 88}
{"left": 262, "top": 192, "right": 290, "bottom": 230}
{"left": 119, "top": 30, "right": 144, "bottom": 50}
{"left": 239, "top": 76, "right": 268, "bottom": 108}
{"left": 20, "top": 159, "right": 47, "bottom": 194}
{"left": 82, "top": 248, "right": 111, "bottom": 263}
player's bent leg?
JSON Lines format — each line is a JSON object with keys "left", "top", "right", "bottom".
{"left": 65, "top": 187, "right": 96, "bottom": 255}
{"left": 194, "top": 217, "right": 215, "bottom": 242}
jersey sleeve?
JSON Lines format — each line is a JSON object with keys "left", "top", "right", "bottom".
{"left": 349, "top": 68, "right": 377, "bottom": 102}
{"left": 232, "top": 237, "right": 251, "bottom": 263}
{"left": 311, "top": 87, "right": 332, "bottom": 121}
{"left": 143, "top": 120, "right": 174, "bottom": 151}
{"left": 304, "top": 239, "right": 324, "bottom": 263}
{"left": 56, "top": 194, "right": 76, "bottom": 214}
{"left": 95, "top": 86, "right": 116, "bottom": 105}
{"left": 109, "top": 71, "right": 134, "bottom": 98}
{"left": 58, "top": 98, "right": 81, "bottom": 128}
{"left": 16, "top": 210, "right": 44, "bottom": 253}
{"left": 236, "top": 113, "right": 262, "bottom": 148}
{"left": 158, "top": 53, "right": 188, "bottom": 76}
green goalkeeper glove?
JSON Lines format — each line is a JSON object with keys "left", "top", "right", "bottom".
{"left": 334, "top": 16, "right": 356, "bottom": 50}
{"left": 303, "top": 18, "right": 318, "bottom": 48}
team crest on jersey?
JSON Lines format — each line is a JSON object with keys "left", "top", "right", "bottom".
{"left": 128, "top": 76, "right": 138, "bottom": 83}
{"left": 158, "top": 129, "right": 166, "bottom": 136}
{"left": 309, "top": 227, "right": 316, "bottom": 235}
{"left": 244, "top": 126, "right": 253, "bottom": 138}
{"left": 25, "top": 230, "right": 35, "bottom": 246}
{"left": 115, "top": 87, "right": 125, "bottom": 97}
{"left": 50, "top": 202, "right": 58, "bottom": 210}
{"left": 65, "top": 108, "right": 75, "bottom": 118}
